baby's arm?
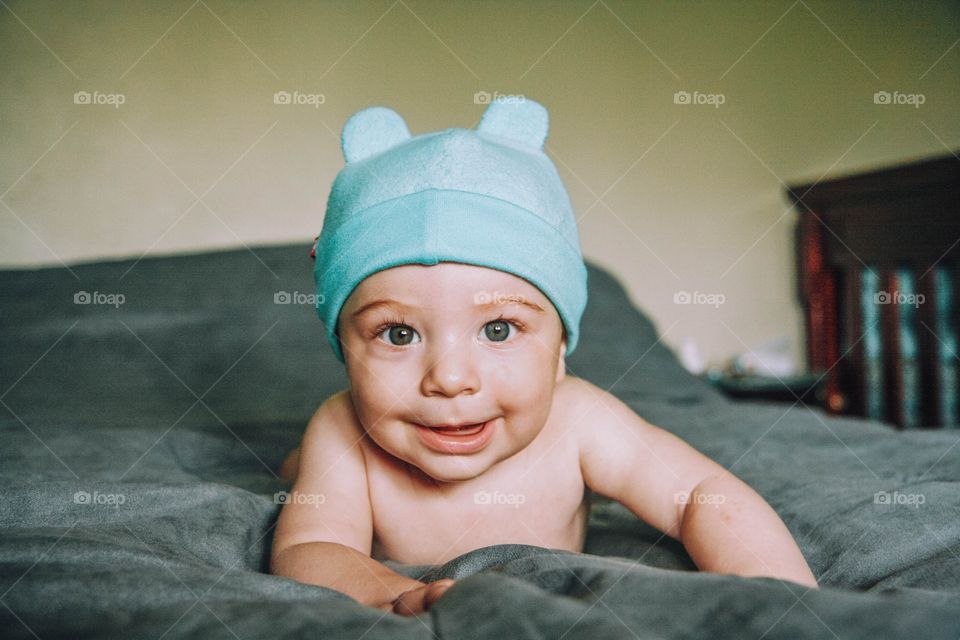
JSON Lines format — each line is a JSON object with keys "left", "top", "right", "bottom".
{"left": 270, "top": 392, "right": 455, "bottom": 615}
{"left": 673, "top": 472, "right": 817, "bottom": 588}
{"left": 572, "top": 378, "right": 818, "bottom": 589}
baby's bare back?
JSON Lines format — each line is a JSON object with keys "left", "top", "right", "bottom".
{"left": 345, "top": 382, "right": 591, "bottom": 565}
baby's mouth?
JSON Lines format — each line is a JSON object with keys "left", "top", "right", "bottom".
{"left": 414, "top": 418, "right": 498, "bottom": 454}
{"left": 425, "top": 423, "right": 487, "bottom": 436}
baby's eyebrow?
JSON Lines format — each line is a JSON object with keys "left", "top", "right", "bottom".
{"left": 350, "top": 297, "right": 545, "bottom": 320}
{"left": 475, "top": 299, "right": 545, "bottom": 314}
{"left": 350, "top": 299, "right": 412, "bottom": 320}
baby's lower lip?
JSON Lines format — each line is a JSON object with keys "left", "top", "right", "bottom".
{"left": 414, "top": 419, "right": 497, "bottom": 454}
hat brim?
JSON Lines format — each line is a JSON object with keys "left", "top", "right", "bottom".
{"left": 314, "top": 188, "right": 588, "bottom": 363}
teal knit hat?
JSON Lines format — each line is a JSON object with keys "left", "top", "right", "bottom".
{"left": 313, "top": 96, "right": 588, "bottom": 363}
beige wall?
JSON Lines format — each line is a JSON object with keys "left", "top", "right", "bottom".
{"left": 2, "top": 1, "right": 959, "bottom": 371}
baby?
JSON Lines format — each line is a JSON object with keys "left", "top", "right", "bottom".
{"left": 270, "top": 97, "right": 818, "bottom": 617}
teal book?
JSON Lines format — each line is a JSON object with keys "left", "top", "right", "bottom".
{"left": 896, "top": 268, "right": 920, "bottom": 429}
{"left": 861, "top": 268, "right": 885, "bottom": 421}
{"left": 935, "top": 266, "right": 958, "bottom": 428}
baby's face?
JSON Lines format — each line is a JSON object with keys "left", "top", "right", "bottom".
{"left": 338, "top": 262, "right": 567, "bottom": 483}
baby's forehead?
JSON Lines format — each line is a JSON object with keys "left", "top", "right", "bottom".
{"left": 350, "top": 262, "right": 550, "bottom": 306}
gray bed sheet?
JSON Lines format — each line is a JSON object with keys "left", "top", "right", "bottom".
{"left": 1, "top": 244, "right": 959, "bottom": 639}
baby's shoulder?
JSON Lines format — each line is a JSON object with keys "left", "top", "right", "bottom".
{"left": 552, "top": 374, "right": 608, "bottom": 420}
{"left": 553, "top": 374, "right": 592, "bottom": 406}
{"left": 307, "top": 388, "right": 350, "bottom": 428}
{"left": 301, "top": 388, "right": 365, "bottom": 453}
{"left": 549, "top": 375, "right": 605, "bottom": 444}
{"left": 550, "top": 375, "right": 651, "bottom": 450}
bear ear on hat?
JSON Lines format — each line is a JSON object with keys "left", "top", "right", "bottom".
{"left": 477, "top": 97, "right": 549, "bottom": 151}
{"left": 341, "top": 106, "right": 412, "bottom": 163}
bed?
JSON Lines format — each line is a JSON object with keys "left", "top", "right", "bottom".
{"left": 2, "top": 244, "right": 959, "bottom": 639}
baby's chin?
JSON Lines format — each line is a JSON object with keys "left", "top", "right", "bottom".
{"left": 405, "top": 452, "right": 501, "bottom": 483}
{"left": 397, "top": 444, "right": 519, "bottom": 484}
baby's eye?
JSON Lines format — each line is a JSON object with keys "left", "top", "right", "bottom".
{"left": 377, "top": 325, "right": 420, "bottom": 346}
{"left": 482, "top": 320, "right": 517, "bottom": 343}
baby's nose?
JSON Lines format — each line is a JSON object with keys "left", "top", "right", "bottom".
{"left": 421, "top": 343, "right": 481, "bottom": 397}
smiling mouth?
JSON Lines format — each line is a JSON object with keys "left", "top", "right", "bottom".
{"left": 424, "top": 422, "right": 487, "bottom": 435}
{"left": 414, "top": 418, "right": 498, "bottom": 454}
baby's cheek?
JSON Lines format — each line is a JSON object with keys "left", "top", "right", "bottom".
{"left": 495, "top": 381, "right": 554, "bottom": 432}
{"left": 498, "top": 359, "right": 558, "bottom": 402}
{"left": 350, "top": 385, "right": 396, "bottom": 427}
{"left": 351, "top": 363, "right": 411, "bottom": 401}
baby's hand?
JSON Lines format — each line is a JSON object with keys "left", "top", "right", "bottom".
{"left": 387, "top": 579, "right": 457, "bottom": 616}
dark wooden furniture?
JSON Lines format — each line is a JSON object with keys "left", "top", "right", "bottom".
{"left": 788, "top": 154, "right": 960, "bottom": 428}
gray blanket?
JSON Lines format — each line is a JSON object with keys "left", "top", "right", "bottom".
{"left": 1, "top": 245, "right": 958, "bottom": 639}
